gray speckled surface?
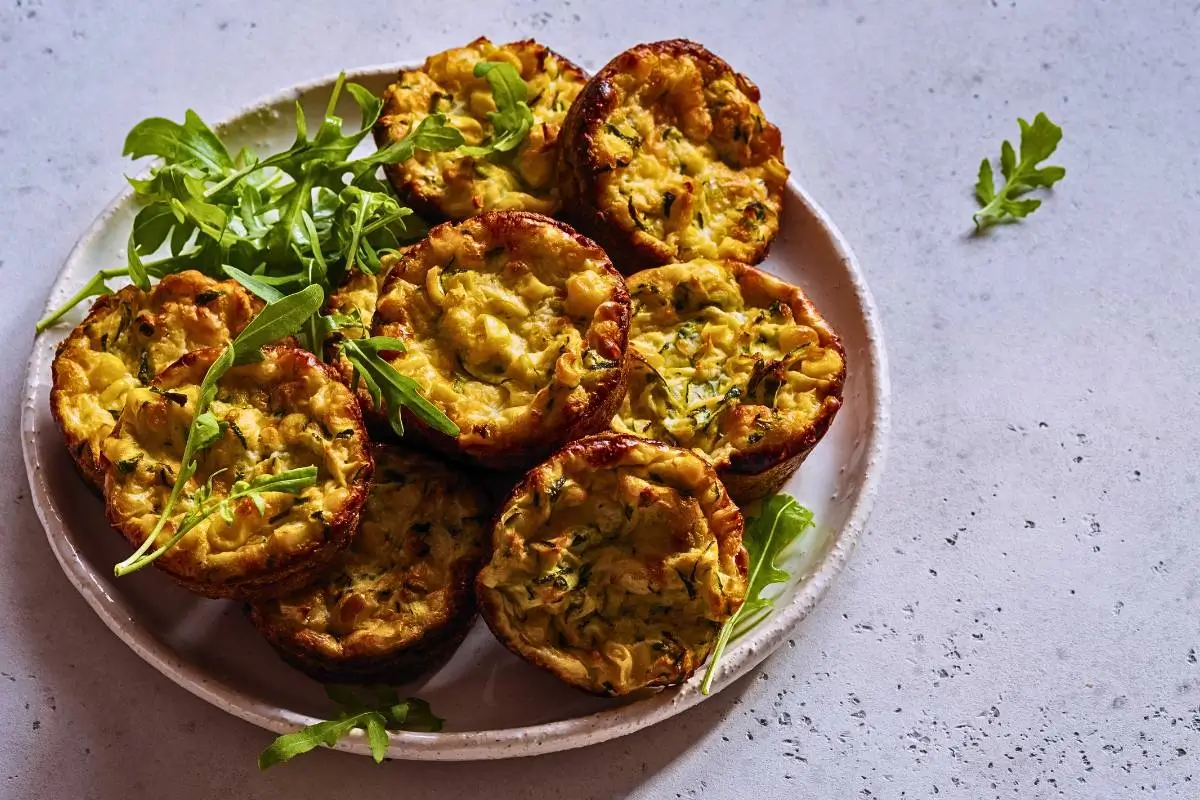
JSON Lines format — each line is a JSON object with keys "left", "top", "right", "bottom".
{"left": 1, "top": 1, "right": 1196, "bottom": 797}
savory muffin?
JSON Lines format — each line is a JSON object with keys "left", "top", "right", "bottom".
{"left": 102, "top": 346, "right": 373, "bottom": 600}
{"left": 477, "top": 433, "right": 747, "bottom": 696}
{"left": 50, "top": 271, "right": 262, "bottom": 488}
{"left": 374, "top": 37, "right": 587, "bottom": 220}
{"left": 559, "top": 39, "right": 788, "bottom": 272}
{"left": 611, "top": 259, "right": 844, "bottom": 502}
{"left": 249, "top": 445, "right": 492, "bottom": 683}
{"left": 373, "top": 211, "right": 631, "bottom": 470}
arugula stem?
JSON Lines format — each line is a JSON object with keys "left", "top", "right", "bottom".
{"left": 115, "top": 469, "right": 300, "bottom": 575}
{"left": 203, "top": 150, "right": 295, "bottom": 200}
{"left": 699, "top": 496, "right": 797, "bottom": 695}
{"left": 35, "top": 268, "right": 129, "bottom": 333}
{"left": 113, "top": 429, "right": 203, "bottom": 575}
{"left": 343, "top": 192, "right": 370, "bottom": 274}
{"left": 973, "top": 172, "right": 1022, "bottom": 230}
{"left": 324, "top": 72, "right": 346, "bottom": 120}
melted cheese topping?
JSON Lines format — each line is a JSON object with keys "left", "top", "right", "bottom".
{"left": 103, "top": 347, "right": 371, "bottom": 586}
{"left": 612, "top": 260, "right": 843, "bottom": 465}
{"left": 377, "top": 37, "right": 586, "bottom": 218}
{"left": 374, "top": 213, "right": 627, "bottom": 456}
{"left": 253, "top": 447, "right": 489, "bottom": 657}
{"left": 478, "top": 435, "right": 745, "bottom": 695}
{"left": 50, "top": 272, "right": 260, "bottom": 482}
{"left": 588, "top": 45, "right": 788, "bottom": 263}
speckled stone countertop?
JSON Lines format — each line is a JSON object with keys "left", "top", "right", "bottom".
{"left": 1, "top": 1, "right": 1196, "bottom": 797}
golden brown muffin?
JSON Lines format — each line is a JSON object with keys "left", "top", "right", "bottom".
{"left": 373, "top": 211, "right": 631, "bottom": 470}
{"left": 611, "top": 259, "right": 844, "bottom": 502}
{"left": 559, "top": 39, "right": 788, "bottom": 273}
{"left": 50, "top": 271, "right": 261, "bottom": 488}
{"left": 477, "top": 433, "right": 747, "bottom": 696}
{"left": 374, "top": 37, "right": 587, "bottom": 220}
{"left": 249, "top": 445, "right": 492, "bottom": 683}
{"left": 102, "top": 346, "right": 373, "bottom": 600}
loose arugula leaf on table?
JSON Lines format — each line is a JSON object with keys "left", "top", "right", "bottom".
{"left": 459, "top": 61, "right": 535, "bottom": 157}
{"left": 259, "top": 685, "right": 443, "bottom": 769}
{"left": 113, "top": 285, "right": 324, "bottom": 577}
{"left": 259, "top": 711, "right": 388, "bottom": 769}
{"left": 973, "top": 112, "right": 1066, "bottom": 232}
{"left": 700, "top": 493, "right": 815, "bottom": 695}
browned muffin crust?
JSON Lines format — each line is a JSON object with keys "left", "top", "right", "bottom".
{"left": 102, "top": 346, "right": 373, "bottom": 600}
{"left": 477, "top": 433, "right": 747, "bottom": 696}
{"left": 612, "top": 259, "right": 845, "bottom": 502}
{"left": 249, "top": 445, "right": 492, "bottom": 683}
{"left": 373, "top": 211, "right": 631, "bottom": 470}
{"left": 374, "top": 37, "right": 587, "bottom": 221}
{"left": 50, "top": 271, "right": 262, "bottom": 488}
{"left": 559, "top": 39, "right": 788, "bottom": 273}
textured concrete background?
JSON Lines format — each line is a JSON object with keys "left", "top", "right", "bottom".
{"left": 1, "top": 1, "right": 1197, "bottom": 797}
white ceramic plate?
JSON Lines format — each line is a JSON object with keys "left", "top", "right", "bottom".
{"left": 20, "top": 65, "right": 889, "bottom": 761}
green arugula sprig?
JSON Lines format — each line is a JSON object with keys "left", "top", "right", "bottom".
{"left": 460, "top": 61, "right": 535, "bottom": 157}
{"left": 973, "top": 112, "right": 1066, "bottom": 231}
{"left": 337, "top": 334, "right": 458, "bottom": 437}
{"left": 310, "top": 311, "right": 459, "bottom": 438}
{"left": 259, "top": 685, "right": 443, "bottom": 769}
{"left": 35, "top": 268, "right": 130, "bottom": 334}
{"left": 37, "top": 74, "right": 465, "bottom": 330}
{"left": 700, "top": 493, "right": 815, "bottom": 695}
{"left": 113, "top": 286, "right": 324, "bottom": 576}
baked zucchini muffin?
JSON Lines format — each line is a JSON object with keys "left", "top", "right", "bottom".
{"left": 559, "top": 39, "right": 788, "bottom": 272}
{"left": 374, "top": 37, "right": 587, "bottom": 220}
{"left": 249, "top": 445, "right": 492, "bottom": 683}
{"left": 50, "top": 271, "right": 262, "bottom": 488}
{"left": 611, "top": 259, "right": 844, "bottom": 502}
{"left": 102, "top": 346, "right": 373, "bottom": 600}
{"left": 477, "top": 433, "right": 747, "bottom": 696}
{"left": 373, "top": 211, "right": 631, "bottom": 470}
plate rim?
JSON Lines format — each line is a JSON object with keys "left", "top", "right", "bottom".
{"left": 20, "top": 63, "right": 891, "bottom": 761}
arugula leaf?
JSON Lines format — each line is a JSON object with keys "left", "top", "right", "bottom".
{"left": 459, "top": 61, "right": 535, "bottom": 157}
{"left": 127, "top": 466, "right": 319, "bottom": 573}
{"left": 191, "top": 411, "right": 226, "bottom": 451}
{"left": 227, "top": 284, "right": 325, "bottom": 362}
{"left": 259, "top": 711, "right": 385, "bottom": 769}
{"left": 973, "top": 112, "right": 1066, "bottom": 231}
{"left": 34, "top": 268, "right": 129, "bottom": 333}
{"left": 37, "top": 75, "right": 463, "bottom": 331}
{"left": 222, "top": 265, "right": 284, "bottom": 302}
{"left": 127, "top": 203, "right": 178, "bottom": 289}
{"left": 333, "top": 331, "right": 459, "bottom": 437}
{"left": 259, "top": 686, "right": 443, "bottom": 769}
{"left": 124, "top": 110, "right": 233, "bottom": 175}
{"left": 699, "top": 493, "right": 815, "bottom": 695}
{"left": 113, "top": 286, "right": 324, "bottom": 577}
{"left": 355, "top": 113, "right": 466, "bottom": 172}
{"left": 365, "top": 715, "right": 390, "bottom": 762}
